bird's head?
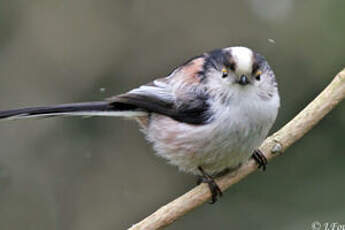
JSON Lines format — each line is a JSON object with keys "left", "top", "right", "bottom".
{"left": 197, "top": 46, "right": 278, "bottom": 101}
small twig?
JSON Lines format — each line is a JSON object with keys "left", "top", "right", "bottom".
{"left": 129, "top": 69, "right": 345, "bottom": 230}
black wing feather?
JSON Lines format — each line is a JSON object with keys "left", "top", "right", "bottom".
{"left": 0, "top": 102, "right": 111, "bottom": 119}
{"left": 111, "top": 91, "right": 212, "bottom": 125}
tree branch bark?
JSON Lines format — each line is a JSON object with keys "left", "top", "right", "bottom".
{"left": 129, "top": 68, "right": 345, "bottom": 230}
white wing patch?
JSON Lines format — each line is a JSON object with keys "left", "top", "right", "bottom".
{"left": 128, "top": 79, "right": 175, "bottom": 102}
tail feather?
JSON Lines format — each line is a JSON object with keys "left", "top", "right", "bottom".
{"left": 0, "top": 101, "right": 147, "bottom": 121}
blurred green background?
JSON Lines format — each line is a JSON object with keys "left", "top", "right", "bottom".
{"left": 0, "top": 1, "right": 344, "bottom": 229}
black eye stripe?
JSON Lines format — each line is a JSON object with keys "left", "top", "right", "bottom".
{"left": 229, "top": 62, "right": 236, "bottom": 71}
{"left": 252, "top": 62, "right": 259, "bottom": 74}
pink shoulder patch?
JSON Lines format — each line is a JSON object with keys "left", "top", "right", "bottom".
{"left": 179, "top": 57, "right": 205, "bottom": 83}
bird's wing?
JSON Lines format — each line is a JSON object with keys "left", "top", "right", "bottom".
{"left": 109, "top": 78, "right": 175, "bottom": 115}
{"left": 109, "top": 56, "right": 212, "bottom": 125}
{"left": 0, "top": 56, "right": 212, "bottom": 124}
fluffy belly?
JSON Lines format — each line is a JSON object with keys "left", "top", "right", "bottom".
{"left": 144, "top": 113, "right": 269, "bottom": 175}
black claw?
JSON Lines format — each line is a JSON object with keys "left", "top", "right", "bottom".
{"left": 197, "top": 166, "right": 222, "bottom": 204}
{"left": 208, "top": 180, "right": 223, "bottom": 204}
{"left": 252, "top": 149, "right": 268, "bottom": 171}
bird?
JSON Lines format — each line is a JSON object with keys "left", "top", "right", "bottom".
{"left": 0, "top": 46, "right": 280, "bottom": 203}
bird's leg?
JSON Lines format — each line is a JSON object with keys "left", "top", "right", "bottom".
{"left": 197, "top": 166, "right": 223, "bottom": 204}
{"left": 252, "top": 149, "right": 268, "bottom": 171}
{"left": 196, "top": 167, "right": 230, "bottom": 185}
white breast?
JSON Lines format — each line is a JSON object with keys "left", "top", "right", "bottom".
{"left": 145, "top": 85, "right": 279, "bottom": 175}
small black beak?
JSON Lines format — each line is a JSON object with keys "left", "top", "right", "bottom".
{"left": 239, "top": 75, "right": 250, "bottom": 86}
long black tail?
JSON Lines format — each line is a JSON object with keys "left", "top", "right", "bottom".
{"left": 0, "top": 101, "right": 146, "bottom": 121}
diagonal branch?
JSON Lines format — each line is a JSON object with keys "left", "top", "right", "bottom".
{"left": 129, "top": 68, "right": 345, "bottom": 230}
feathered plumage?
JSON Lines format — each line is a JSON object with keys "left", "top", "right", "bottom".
{"left": 0, "top": 46, "right": 280, "bottom": 203}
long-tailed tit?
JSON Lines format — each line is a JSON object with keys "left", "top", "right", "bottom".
{"left": 0, "top": 46, "right": 280, "bottom": 203}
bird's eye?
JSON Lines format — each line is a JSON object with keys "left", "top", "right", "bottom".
{"left": 221, "top": 68, "right": 228, "bottom": 78}
{"left": 255, "top": 70, "right": 262, "bottom": 81}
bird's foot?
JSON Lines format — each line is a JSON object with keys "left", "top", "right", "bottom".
{"left": 197, "top": 166, "right": 222, "bottom": 204}
{"left": 252, "top": 149, "right": 268, "bottom": 171}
